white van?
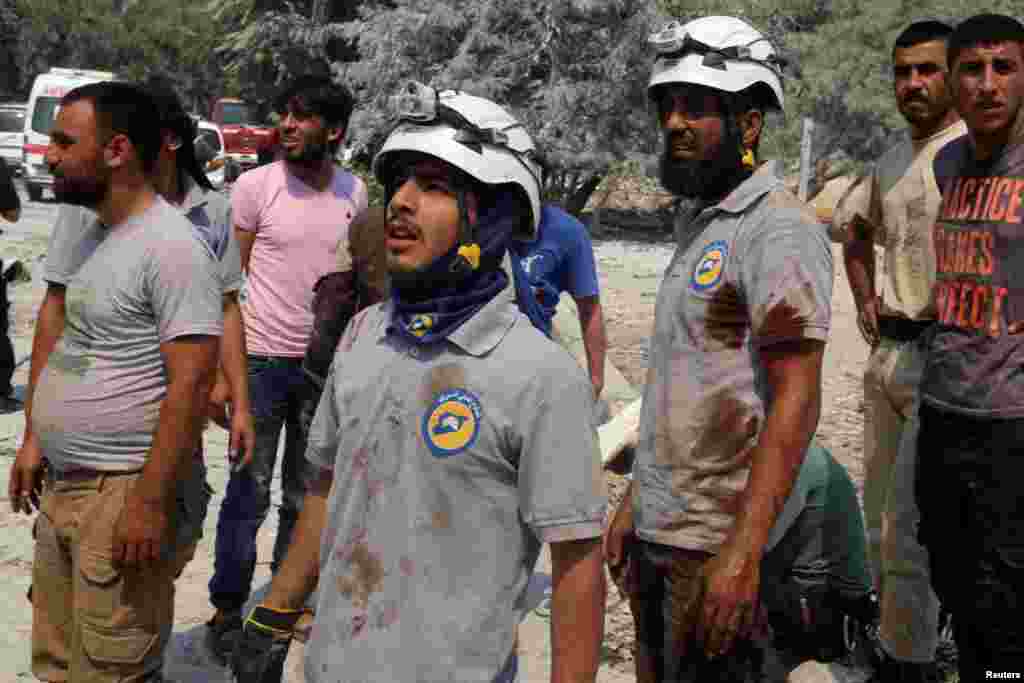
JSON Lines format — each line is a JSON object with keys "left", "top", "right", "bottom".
{"left": 22, "top": 67, "right": 115, "bottom": 201}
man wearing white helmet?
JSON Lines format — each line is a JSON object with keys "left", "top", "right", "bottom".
{"left": 230, "top": 83, "right": 607, "bottom": 683}
{"left": 604, "top": 15, "right": 834, "bottom": 681}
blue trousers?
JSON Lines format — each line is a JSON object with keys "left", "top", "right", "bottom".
{"left": 209, "top": 355, "right": 317, "bottom": 611}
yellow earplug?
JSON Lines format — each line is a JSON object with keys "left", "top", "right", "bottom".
{"left": 457, "top": 243, "right": 481, "bottom": 270}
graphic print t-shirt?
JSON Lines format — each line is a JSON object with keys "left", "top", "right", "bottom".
{"left": 921, "top": 138, "right": 1024, "bottom": 417}
{"left": 511, "top": 205, "right": 599, "bottom": 331}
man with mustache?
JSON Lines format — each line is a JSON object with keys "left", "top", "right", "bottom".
{"left": 914, "top": 13, "right": 1024, "bottom": 682}
{"left": 603, "top": 15, "right": 835, "bottom": 682}
{"left": 831, "top": 19, "right": 964, "bottom": 682}
{"left": 13, "top": 81, "right": 223, "bottom": 682}
{"left": 205, "top": 74, "right": 368, "bottom": 662}
{"left": 12, "top": 82, "right": 256, "bottom": 610}
{"left": 230, "top": 84, "right": 606, "bottom": 683}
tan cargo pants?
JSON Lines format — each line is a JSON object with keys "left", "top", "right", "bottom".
{"left": 863, "top": 337, "right": 939, "bottom": 663}
{"left": 30, "top": 459, "right": 210, "bottom": 682}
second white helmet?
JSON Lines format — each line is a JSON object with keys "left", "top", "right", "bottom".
{"left": 373, "top": 82, "right": 544, "bottom": 240}
{"left": 648, "top": 15, "right": 785, "bottom": 113}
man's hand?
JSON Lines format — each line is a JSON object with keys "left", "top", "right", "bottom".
{"left": 230, "top": 605, "right": 302, "bottom": 683}
{"left": 207, "top": 377, "right": 231, "bottom": 430}
{"left": 113, "top": 491, "right": 171, "bottom": 567}
{"left": 697, "top": 539, "right": 761, "bottom": 659}
{"left": 603, "top": 485, "right": 634, "bottom": 594}
{"left": 230, "top": 405, "right": 256, "bottom": 469}
{"left": 9, "top": 433, "right": 44, "bottom": 514}
{"left": 856, "top": 296, "right": 881, "bottom": 348}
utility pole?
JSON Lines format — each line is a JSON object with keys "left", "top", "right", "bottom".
{"left": 798, "top": 117, "right": 815, "bottom": 202}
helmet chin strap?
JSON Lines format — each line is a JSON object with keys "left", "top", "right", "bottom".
{"left": 450, "top": 187, "right": 481, "bottom": 279}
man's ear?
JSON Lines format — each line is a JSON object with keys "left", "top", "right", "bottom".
{"left": 739, "top": 109, "right": 763, "bottom": 150}
{"left": 327, "top": 125, "right": 344, "bottom": 147}
{"left": 464, "top": 189, "right": 479, "bottom": 227}
{"left": 103, "top": 133, "right": 131, "bottom": 169}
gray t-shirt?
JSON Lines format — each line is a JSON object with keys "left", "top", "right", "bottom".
{"left": 44, "top": 179, "right": 242, "bottom": 293}
{"left": 303, "top": 286, "right": 606, "bottom": 682}
{"left": 633, "top": 161, "right": 833, "bottom": 553}
{"left": 32, "top": 197, "right": 223, "bottom": 471}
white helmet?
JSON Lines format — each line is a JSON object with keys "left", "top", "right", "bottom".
{"left": 373, "top": 82, "right": 544, "bottom": 240}
{"left": 647, "top": 16, "right": 785, "bottom": 112}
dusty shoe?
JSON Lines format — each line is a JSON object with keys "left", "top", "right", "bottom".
{"left": 205, "top": 609, "right": 243, "bottom": 665}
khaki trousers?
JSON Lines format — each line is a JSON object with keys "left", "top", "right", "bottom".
{"left": 863, "top": 337, "right": 939, "bottom": 662}
{"left": 31, "top": 460, "right": 210, "bottom": 682}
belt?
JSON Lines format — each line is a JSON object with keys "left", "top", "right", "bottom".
{"left": 878, "top": 316, "right": 932, "bottom": 343}
{"left": 45, "top": 466, "right": 140, "bottom": 484}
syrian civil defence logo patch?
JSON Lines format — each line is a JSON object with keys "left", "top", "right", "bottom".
{"left": 422, "top": 389, "right": 482, "bottom": 458}
{"left": 691, "top": 240, "right": 728, "bottom": 293}
{"left": 408, "top": 314, "right": 434, "bottom": 338}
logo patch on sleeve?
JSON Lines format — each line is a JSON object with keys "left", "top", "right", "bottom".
{"left": 422, "top": 389, "right": 482, "bottom": 458}
{"left": 691, "top": 240, "right": 729, "bottom": 293}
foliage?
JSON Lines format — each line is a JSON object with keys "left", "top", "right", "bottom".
{"left": 335, "top": 0, "right": 665, "bottom": 211}
{"left": 11, "top": 0, "right": 224, "bottom": 110}
{"left": 7, "top": 0, "right": 1024, "bottom": 204}
{"left": 0, "top": 0, "right": 22, "bottom": 97}
{"left": 213, "top": 0, "right": 355, "bottom": 117}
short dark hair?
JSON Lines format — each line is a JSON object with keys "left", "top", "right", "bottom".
{"left": 61, "top": 81, "right": 161, "bottom": 173}
{"left": 274, "top": 75, "right": 355, "bottom": 146}
{"left": 948, "top": 14, "right": 1024, "bottom": 69}
{"left": 145, "top": 79, "right": 214, "bottom": 191}
{"left": 892, "top": 19, "right": 953, "bottom": 58}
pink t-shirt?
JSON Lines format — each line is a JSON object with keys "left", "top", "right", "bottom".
{"left": 233, "top": 161, "right": 368, "bottom": 356}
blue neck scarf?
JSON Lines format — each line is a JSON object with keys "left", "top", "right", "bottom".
{"left": 391, "top": 193, "right": 549, "bottom": 346}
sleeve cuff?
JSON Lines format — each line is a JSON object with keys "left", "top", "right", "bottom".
{"left": 752, "top": 324, "right": 829, "bottom": 349}
{"left": 160, "top": 324, "right": 223, "bottom": 344}
{"left": 534, "top": 520, "right": 604, "bottom": 544}
{"left": 305, "top": 443, "right": 336, "bottom": 470}
{"left": 43, "top": 271, "right": 69, "bottom": 286}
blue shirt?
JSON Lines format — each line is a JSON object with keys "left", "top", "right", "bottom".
{"left": 511, "top": 205, "right": 600, "bottom": 332}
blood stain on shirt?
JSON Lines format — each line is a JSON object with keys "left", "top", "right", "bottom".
{"left": 705, "top": 283, "right": 746, "bottom": 350}
{"left": 756, "top": 280, "right": 818, "bottom": 340}
{"left": 686, "top": 394, "right": 759, "bottom": 478}
{"left": 420, "top": 363, "right": 467, "bottom": 407}
{"left": 336, "top": 542, "right": 385, "bottom": 609}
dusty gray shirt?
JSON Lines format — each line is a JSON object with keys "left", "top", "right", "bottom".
{"left": 303, "top": 285, "right": 606, "bottom": 682}
{"left": 44, "top": 178, "right": 242, "bottom": 293}
{"left": 633, "top": 162, "right": 833, "bottom": 553}
{"left": 32, "top": 197, "right": 223, "bottom": 471}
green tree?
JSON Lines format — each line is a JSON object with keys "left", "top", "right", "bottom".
{"left": 12, "top": 0, "right": 224, "bottom": 108}
{"left": 337, "top": 0, "right": 665, "bottom": 214}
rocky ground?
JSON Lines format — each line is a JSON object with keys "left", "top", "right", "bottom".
{"left": 0, "top": 185, "right": 951, "bottom": 682}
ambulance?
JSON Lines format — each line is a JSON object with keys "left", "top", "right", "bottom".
{"left": 22, "top": 67, "right": 115, "bottom": 201}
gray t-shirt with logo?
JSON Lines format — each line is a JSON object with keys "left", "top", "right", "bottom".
{"left": 32, "top": 197, "right": 223, "bottom": 471}
{"left": 633, "top": 161, "right": 833, "bottom": 553}
{"left": 303, "top": 286, "right": 606, "bottom": 682}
